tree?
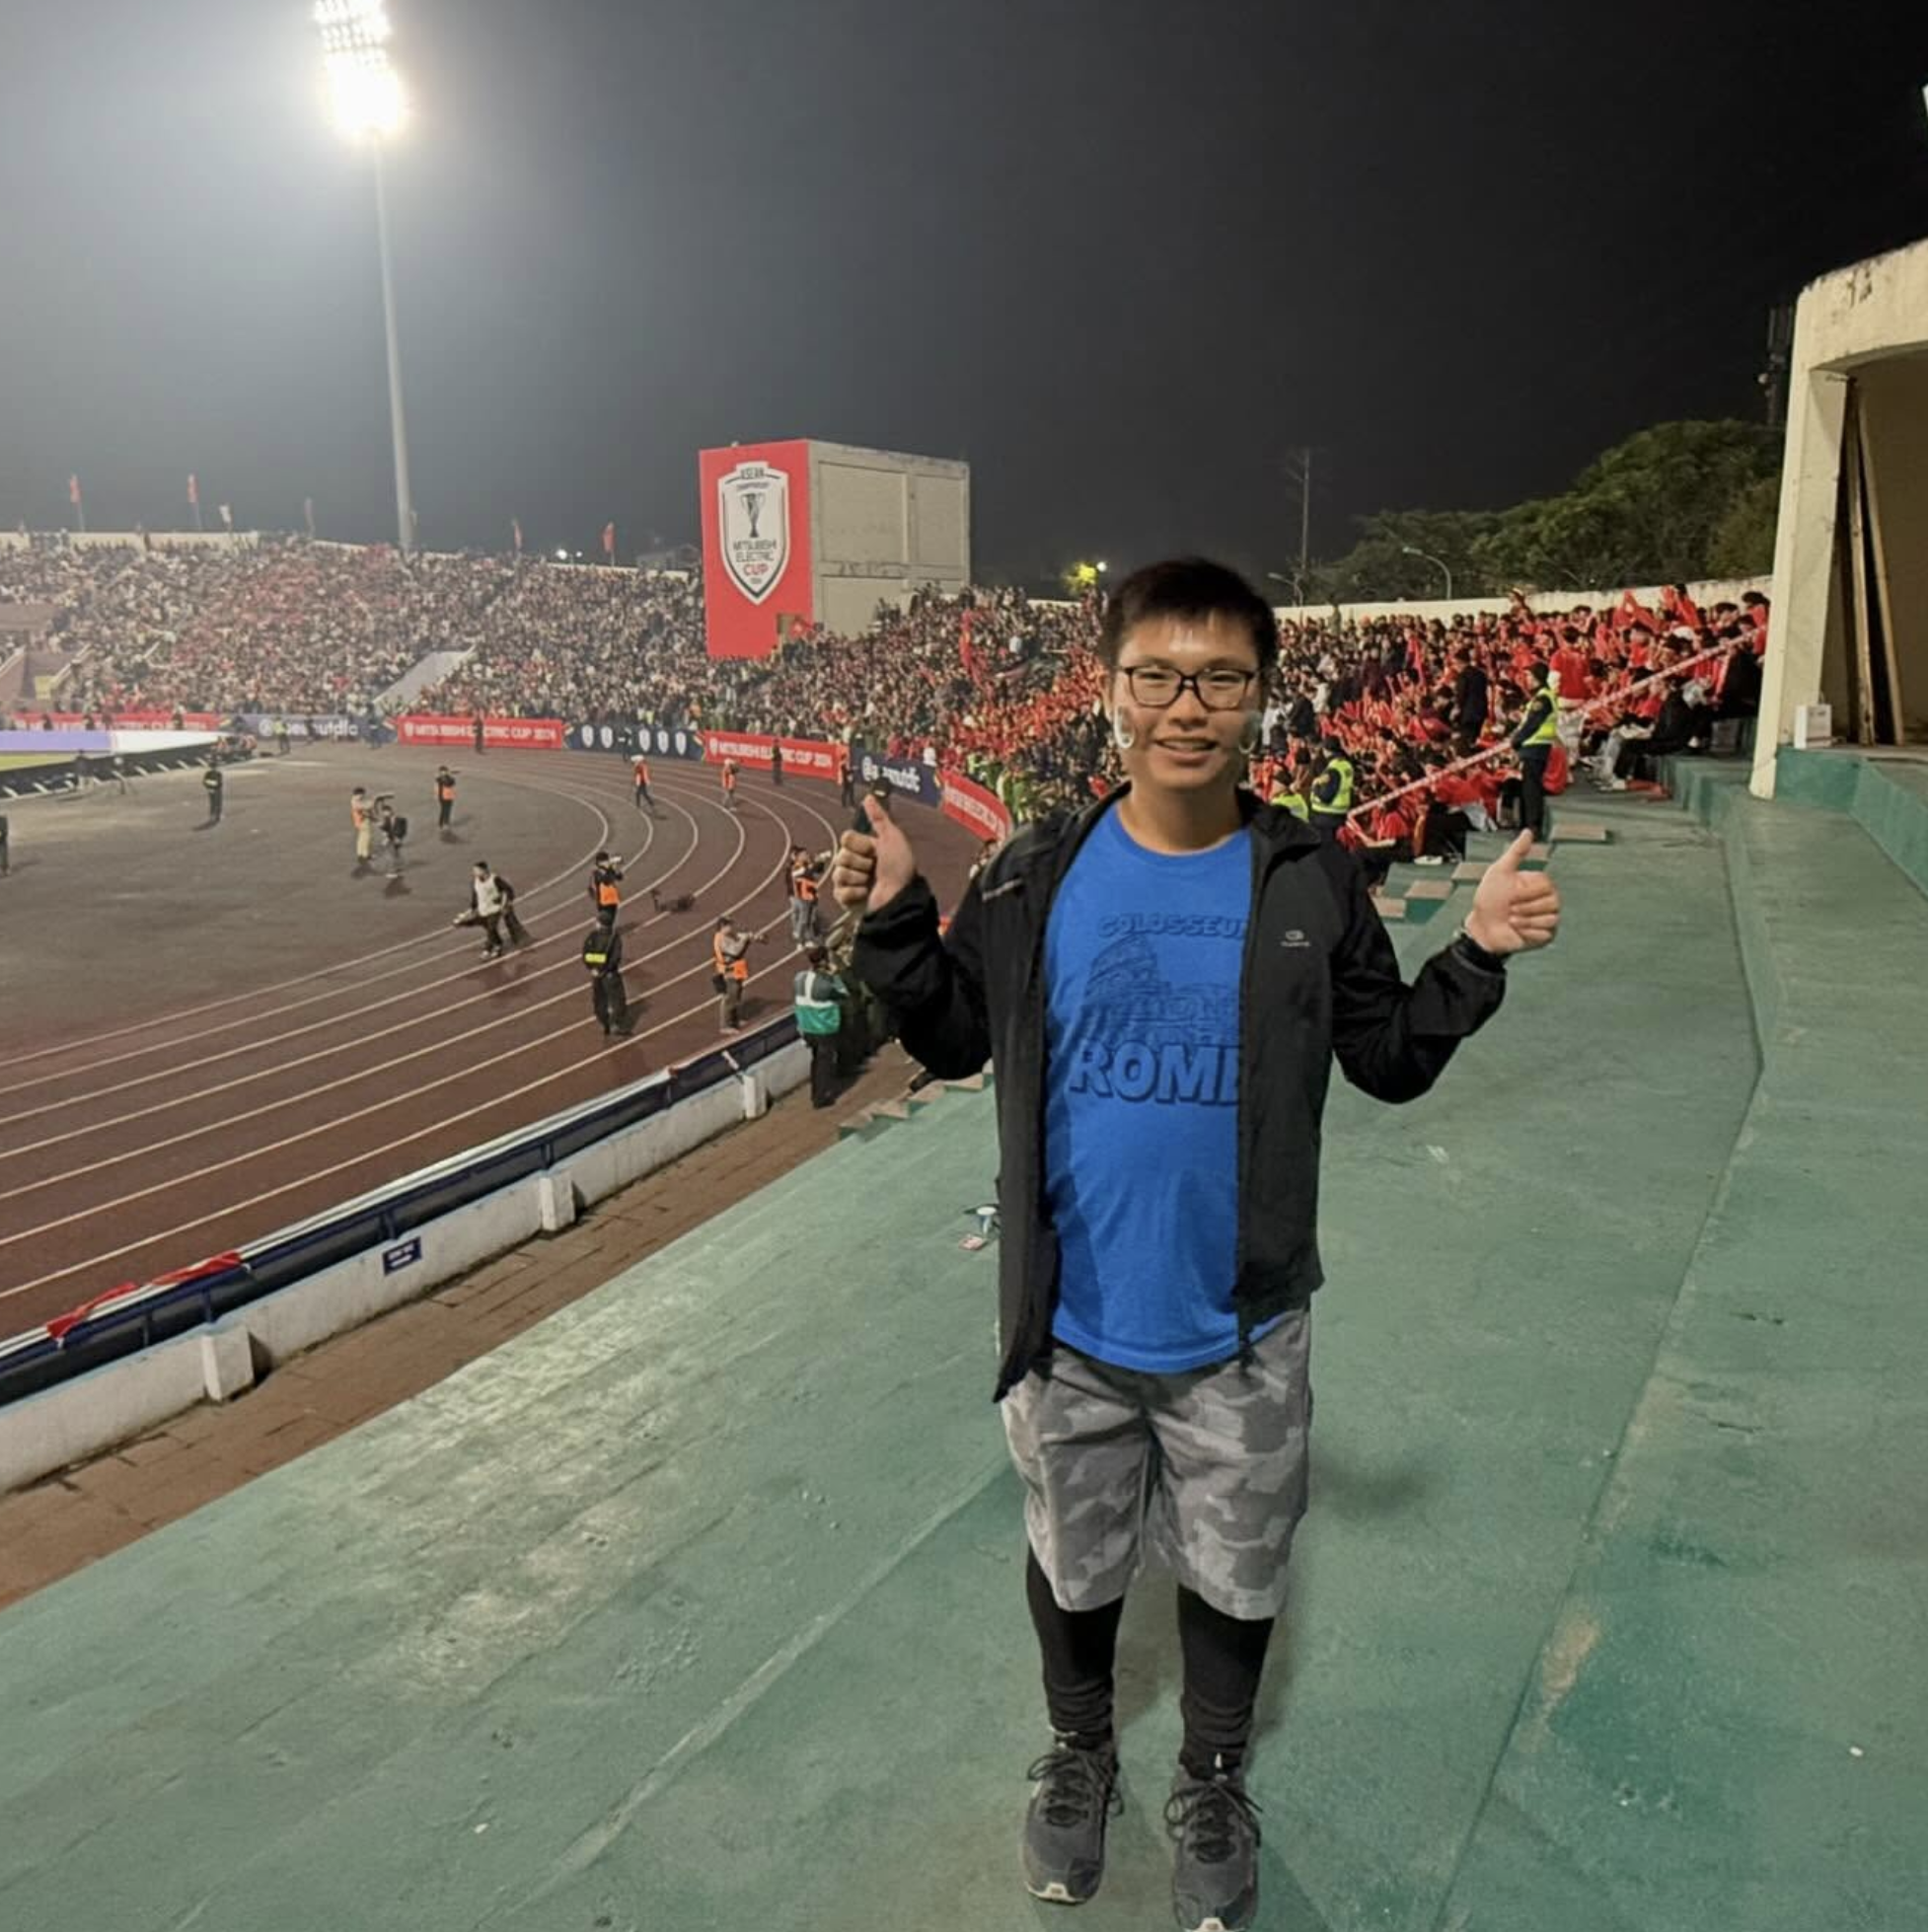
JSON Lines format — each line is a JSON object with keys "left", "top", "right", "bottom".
{"left": 1309, "top": 509, "right": 1503, "bottom": 603}
{"left": 1319, "top": 419, "right": 1781, "bottom": 598}
{"left": 1705, "top": 476, "right": 1780, "bottom": 578}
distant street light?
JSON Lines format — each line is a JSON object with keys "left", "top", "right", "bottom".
{"left": 1266, "top": 568, "right": 1309, "bottom": 606}
{"left": 316, "top": 0, "right": 415, "bottom": 555}
{"left": 1400, "top": 545, "right": 1453, "bottom": 599}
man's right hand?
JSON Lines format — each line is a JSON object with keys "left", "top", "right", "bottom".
{"left": 833, "top": 791, "right": 916, "bottom": 915}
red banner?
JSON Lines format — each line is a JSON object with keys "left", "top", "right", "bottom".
{"left": 701, "top": 730, "right": 840, "bottom": 780}
{"left": 396, "top": 714, "right": 565, "bottom": 750}
{"left": 699, "top": 440, "right": 814, "bottom": 660}
{"left": 940, "top": 769, "right": 1011, "bottom": 844}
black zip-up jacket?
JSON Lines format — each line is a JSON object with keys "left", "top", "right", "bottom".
{"left": 852, "top": 788, "right": 1510, "bottom": 1400}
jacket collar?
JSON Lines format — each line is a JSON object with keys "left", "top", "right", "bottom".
{"left": 1003, "top": 782, "right": 1323, "bottom": 886}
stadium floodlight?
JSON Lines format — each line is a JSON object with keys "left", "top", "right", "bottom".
{"left": 317, "top": 0, "right": 406, "bottom": 140}
{"left": 315, "top": 0, "right": 416, "bottom": 555}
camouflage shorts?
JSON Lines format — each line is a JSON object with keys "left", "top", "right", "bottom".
{"left": 1001, "top": 1311, "right": 1312, "bottom": 1622}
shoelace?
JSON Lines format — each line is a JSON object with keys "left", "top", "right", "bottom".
{"left": 1164, "top": 1775, "right": 1263, "bottom": 1864}
{"left": 1025, "top": 1743, "right": 1123, "bottom": 1829}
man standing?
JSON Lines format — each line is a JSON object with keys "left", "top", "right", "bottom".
{"left": 631, "top": 751, "right": 655, "bottom": 814}
{"left": 838, "top": 743, "right": 856, "bottom": 810}
{"left": 380, "top": 799, "right": 408, "bottom": 878}
{"left": 1509, "top": 662, "right": 1561, "bottom": 842}
{"left": 787, "top": 846, "right": 822, "bottom": 946}
{"left": 1307, "top": 736, "right": 1354, "bottom": 844}
{"left": 1450, "top": 652, "right": 1490, "bottom": 753}
{"left": 771, "top": 740, "right": 784, "bottom": 787}
{"left": 435, "top": 766, "right": 457, "bottom": 831}
{"left": 202, "top": 760, "right": 223, "bottom": 825}
{"left": 711, "top": 916, "right": 756, "bottom": 1032}
{"left": 472, "top": 713, "right": 485, "bottom": 756}
{"left": 275, "top": 717, "right": 291, "bottom": 756}
{"left": 721, "top": 758, "right": 739, "bottom": 813}
{"left": 351, "top": 786, "right": 375, "bottom": 871}
{"left": 791, "top": 944, "right": 846, "bottom": 1107}
{"left": 588, "top": 850, "right": 624, "bottom": 929}
{"left": 835, "top": 557, "right": 1560, "bottom": 1932}
{"left": 583, "top": 924, "right": 632, "bottom": 1036}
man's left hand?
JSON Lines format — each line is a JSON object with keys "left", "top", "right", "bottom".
{"left": 1465, "top": 830, "right": 1562, "bottom": 955}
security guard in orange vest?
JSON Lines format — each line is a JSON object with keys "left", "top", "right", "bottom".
{"left": 631, "top": 752, "right": 655, "bottom": 814}
{"left": 722, "top": 758, "right": 739, "bottom": 811}
{"left": 788, "top": 847, "right": 822, "bottom": 945}
{"left": 588, "top": 851, "right": 624, "bottom": 929}
{"left": 434, "top": 766, "right": 457, "bottom": 830}
{"left": 712, "top": 916, "right": 758, "bottom": 1032}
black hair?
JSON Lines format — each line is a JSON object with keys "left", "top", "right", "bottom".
{"left": 1096, "top": 557, "right": 1279, "bottom": 674}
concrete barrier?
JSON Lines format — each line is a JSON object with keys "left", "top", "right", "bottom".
{"left": 0, "top": 1040, "right": 808, "bottom": 1494}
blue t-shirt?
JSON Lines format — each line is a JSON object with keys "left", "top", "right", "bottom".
{"left": 1043, "top": 809, "right": 1256, "bottom": 1371}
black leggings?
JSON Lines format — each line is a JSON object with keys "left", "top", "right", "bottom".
{"left": 1026, "top": 1549, "right": 1276, "bottom": 1773}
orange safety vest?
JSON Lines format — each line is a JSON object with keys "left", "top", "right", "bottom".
{"left": 632, "top": 759, "right": 649, "bottom": 784}
{"left": 722, "top": 764, "right": 737, "bottom": 789}
{"left": 351, "top": 798, "right": 369, "bottom": 828}
{"left": 436, "top": 778, "right": 454, "bottom": 802}
{"left": 791, "top": 864, "right": 817, "bottom": 903}
{"left": 712, "top": 932, "right": 749, "bottom": 981}
{"left": 595, "top": 877, "right": 620, "bottom": 909}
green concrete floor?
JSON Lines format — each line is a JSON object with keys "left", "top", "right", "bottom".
{"left": 2, "top": 780, "right": 1924, "bottom": 1932}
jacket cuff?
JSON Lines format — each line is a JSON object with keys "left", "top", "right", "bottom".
{"left": 1451, "top": 929, "right": 1509, "bottom": 975}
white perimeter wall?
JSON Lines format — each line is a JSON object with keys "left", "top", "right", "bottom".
{"left": 1754, "top": 236, "right": 1928, "bottom": 796}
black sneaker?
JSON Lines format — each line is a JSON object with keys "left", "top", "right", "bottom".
{"left": 1021, "top": 1736, "right": 1122, "bottom": 1904}
{"left": 1165, "top": 1759, "right": 1262, "bottom": 1931}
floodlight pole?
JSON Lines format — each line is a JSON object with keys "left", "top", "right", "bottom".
{"left": 371, "top": 139, "right": 415, "bottom": 557}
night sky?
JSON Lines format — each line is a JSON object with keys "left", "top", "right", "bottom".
{"left": 4, "top": 0, "right": 1925, "bottom": 583}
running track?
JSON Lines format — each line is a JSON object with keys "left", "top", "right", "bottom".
{"left": 0, "top": 749, "right": 978, "bottom": 1343}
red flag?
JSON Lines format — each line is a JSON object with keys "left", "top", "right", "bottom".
{"left": 601, "top": 521, "right": 616, "bottom": 557}
{"left": 1614, "top": 587, "right": 1660, "bottom": 634}
{"left": 1661, "top": 584, "right": 1704, "bottom": 632}
{"left": 959, "top": 608, "right": 983, "bottom": 684}
{"left": 186, "top": 473, "right": 198, "bottom": 506}
{"left": 68, "top": 474, "right": 81, "bottom": 506}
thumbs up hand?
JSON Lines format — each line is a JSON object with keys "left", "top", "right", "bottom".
{"left": 1465, "top": 831, "right": 1561, "bottom": 955}
{"left": 832, "top": 789, "right": 917, "bottom": 916}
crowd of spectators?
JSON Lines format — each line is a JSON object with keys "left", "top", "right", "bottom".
{"left": 3, "top": 533, "right": 1765, "bottom": 837}
{"left": 1253, "top": 586, "right": 1769, "bottom": 861}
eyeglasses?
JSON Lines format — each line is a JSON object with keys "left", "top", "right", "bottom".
{"left": 1117, "top": 664, "right": 1258, "bottom": 710}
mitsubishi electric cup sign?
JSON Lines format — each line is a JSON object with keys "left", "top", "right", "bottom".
{"left": 699, "top": 441, "right": 813, "bottom": 659}
{"left": 717, "top": 462, "right": 787, "bottom": 603}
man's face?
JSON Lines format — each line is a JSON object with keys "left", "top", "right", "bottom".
{"left": 1109, "top": 614, "right": 1261, "bottom": 795}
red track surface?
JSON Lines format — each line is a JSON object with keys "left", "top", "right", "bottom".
{"left": 0, "top": 747, "right": 977, "bottom": 1342}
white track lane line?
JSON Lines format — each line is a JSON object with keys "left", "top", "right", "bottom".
{"left": 0, "top": 762, "right": 627, "bottom": 1083}
{"left": 0, "top": 938, "right": 817, "bottom": 1305}
{"left": 0, "top": 790, "right": 701, "bottom": 1133}
{"left": 0, "top": 786, "right": 838, "bottom": 1232}
{"left": 0, "top": 765, "right": 746, "bottom": 1096}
